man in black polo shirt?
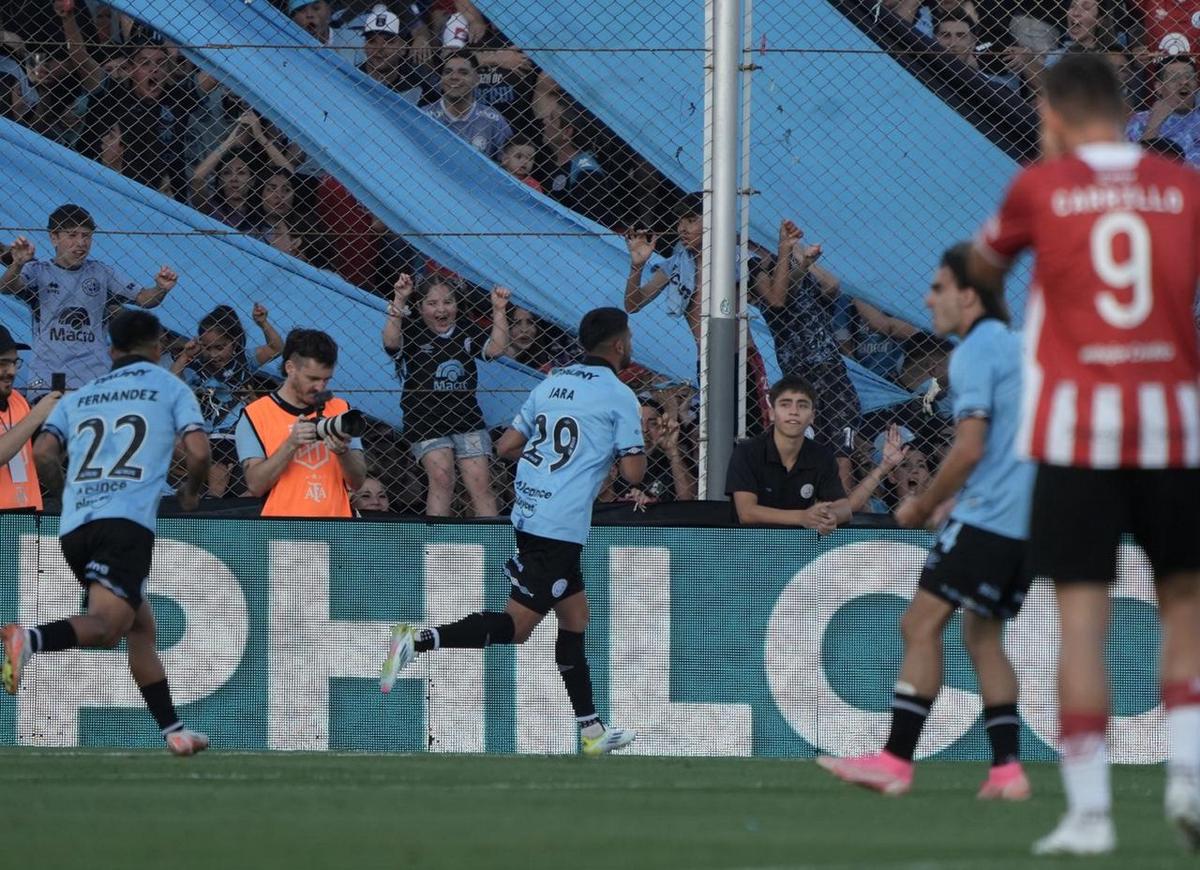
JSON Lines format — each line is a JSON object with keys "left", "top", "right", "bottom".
{"left": 720, "top": 374, "right": 844, "bottom": 530}
{"left": 726, "top": 375, "right": 901, "bottom": 528}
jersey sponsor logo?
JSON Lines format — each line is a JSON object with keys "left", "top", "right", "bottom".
{"left": 48, "top": 307, "right": 95, "bottom": 343}
{"left": 514, "top": 480, "right": 552, "bottom": 500}
{"left": 514, "top": 494, "right": 537, "bottom": 518}
{"left": 433, "top": 360, "right": 468, "bottom": 391}
{"left": 80, "top": 277, "right": 102, "bottom": 297}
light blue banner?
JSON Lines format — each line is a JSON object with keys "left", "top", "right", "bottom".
{"left": 477, "top": 0, "right": 1032, "bottom": 328}
{"left": 95, "top": 0, "right": 916, "bottom": 412}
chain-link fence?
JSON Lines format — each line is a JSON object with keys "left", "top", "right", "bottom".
{"left": 1, "top": 0, "right": 1193, "bottom": 516}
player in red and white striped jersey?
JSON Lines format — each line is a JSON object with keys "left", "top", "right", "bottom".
{"left": 971, "top": 52, "right": 1200, "bottom": 856}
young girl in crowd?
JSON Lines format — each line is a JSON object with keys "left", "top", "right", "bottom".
{"left": 190, "top": 110, "right": 294, "bottom": 230}
{"left": 255, "top": 169, "right": 307, "bottom": 260}
{"left": 172, "top": 302, "right": 283, "bottom": 495}
{"left": 382, "top": 273, "right": 510, "bottom": 516}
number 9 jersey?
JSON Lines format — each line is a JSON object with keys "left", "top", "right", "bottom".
{"left": 509, "top": 357, "right": 645, "bottom": 544}
{"left": 975, "top": 143, "right": 1200, "bottom": 469}
{"left": 42, "top": 358, "right": 209, "bottom": 536}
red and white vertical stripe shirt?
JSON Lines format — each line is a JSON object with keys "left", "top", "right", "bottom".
{"left": 975, "top": 142, "right": 1200, "bottom": 469}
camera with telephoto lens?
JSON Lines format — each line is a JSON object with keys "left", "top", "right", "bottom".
{"left": 314, "top": 410, "right": 365, "bottom": 441}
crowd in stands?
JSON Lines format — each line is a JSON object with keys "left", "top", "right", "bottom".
{"left": 1, "top": 0, "right": 1196, "bottom": 518}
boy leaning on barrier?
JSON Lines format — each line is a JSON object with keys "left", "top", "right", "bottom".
{"left": 725, "top": 375, "right": 905, "bottom": 531}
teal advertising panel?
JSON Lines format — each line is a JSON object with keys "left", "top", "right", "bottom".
{"left": 0, "top": 516, "right": 1163, "bottom": 761}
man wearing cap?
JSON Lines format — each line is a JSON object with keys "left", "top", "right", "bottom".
{"left": 358, "top": 4, "right": 437, "bottom": 105}
{"left": 0, "top": 324, "right": 60, "bottom": 510}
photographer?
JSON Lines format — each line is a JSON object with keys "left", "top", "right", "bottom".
{"left": 234, "top": 329, "right": 366, "bottom": 518}
{"left": 0, "top": 324, "right": 61, "bottom": 510}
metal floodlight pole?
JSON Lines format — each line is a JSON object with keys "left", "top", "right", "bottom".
{"left": 701, "top": 0, "right": 740, "bottom": 499}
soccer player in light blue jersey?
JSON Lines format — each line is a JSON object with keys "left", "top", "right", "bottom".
{"left": 381, "top": 307, "right": 647, "bottom": 754}
{"left": 1, "top": 311, "right": 212, "bottom": 756}
{"left": 820, "top": 243, "right": 1035, "bottom": 798}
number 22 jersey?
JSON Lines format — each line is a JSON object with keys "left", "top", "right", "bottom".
{"left": 43, "top": 357, "right": 208, "bottom": 536}
{"left": 976, "top": 143, "right": 1200, "bottom": 469}
{"left": 510, "top": 357, "right": 644, "bottom": 544}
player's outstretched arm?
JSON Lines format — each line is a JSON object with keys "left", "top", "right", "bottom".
{"left": 177, "top": 430, "right": 211, "bottom": 511}
{"left": 496, "top": 427, "right": 528, "bottom": 461}
{"left": 894, "top": 418, "right": 987, "bottom": 529}
{"left": 0, "top": 392, "right": 60, "bottom": 467}
{"left": 32, "top": 431, "right": 65, "bottom": 497}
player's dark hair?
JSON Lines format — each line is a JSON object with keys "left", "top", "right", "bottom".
{"left": 578, "top": 307, "right": 629, "bottom": 352}
{"left": 442, "top": 48, "right": 478, "bottom": 72}
{"left": 282, "top": 328, "right": 338, "bottom": 367}
{"left": 941, "top": 242, "right": 1010, "bottom": 324}
{"left": 1042, "top": 52, "right": 1126, "bottom": 125}
{"left": 768, "top": 374, "right": 818, "bottom": 407}
{"left": 198, "top": 305, "right": 248, "bottom": 354}
{"left": 109, "top": 309, "right": 162, "bottom": 353}
{"left": 48, "top": 204, "right": 95, "bottom": 233}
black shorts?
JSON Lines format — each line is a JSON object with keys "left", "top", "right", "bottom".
{"left": 59, "top": 519, "right": 155, "bottom": 611}
{"left": 1029, "top": 465, "right": 1200, "bottom": 583}
{"left": 505, "top": 530, "right": 584, "bottom": 615}
{"left": 794, "top": 362, "right": 861, "bottom": 457}
{"left": 918, "top": 521, "right": 1030, "bottom": 620}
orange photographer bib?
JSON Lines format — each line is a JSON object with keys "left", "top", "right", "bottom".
{"left": 242, "top": 393, "right": 353, "bottom": 518}
{"left": 0, "top": 390, "right": 43, "bottom": 511}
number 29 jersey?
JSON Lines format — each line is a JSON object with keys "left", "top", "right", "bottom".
{"left": 976, "top": 143, "right": 1200, "bottom": 469}
{"left": 510, "top": 358, "right": 645, "bottom": 544}
{"left": 43, "top": 358, "right": 208, "bottom": 536}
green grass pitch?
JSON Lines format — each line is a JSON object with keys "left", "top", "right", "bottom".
{"left": 1, "top": 750, "right": 1193, "bottom": 869}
